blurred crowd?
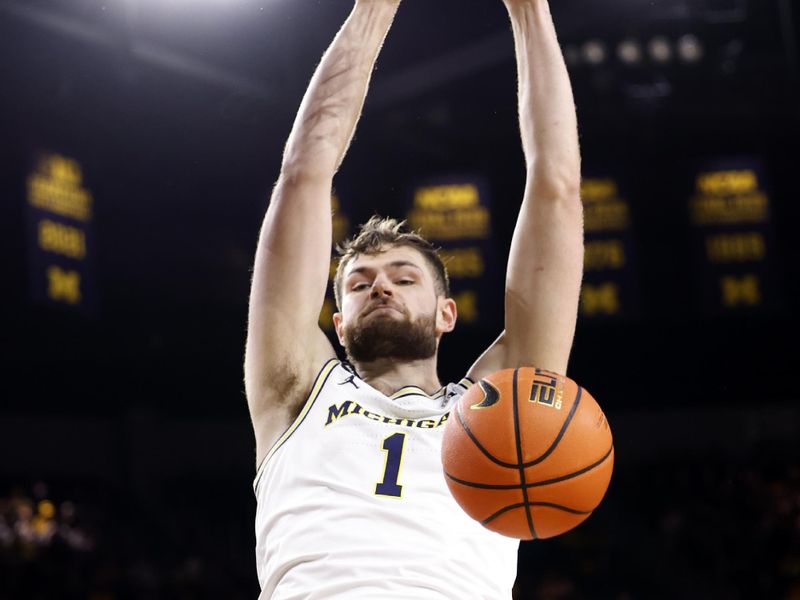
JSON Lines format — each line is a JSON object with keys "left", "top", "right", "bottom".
{"left": 517, "top": 444, "right": 800, "bottom": 600}
{"left": 1, "top": 481, "right": 99, "bottom": 598}
{"left": 0, "top": 478, "right": 256, "bottom": 600}
{"left": 1, "top": 444, "right": 798, "bottom": 599}
{"left": 1, "top": 482, "right": 94, "bottom": 556}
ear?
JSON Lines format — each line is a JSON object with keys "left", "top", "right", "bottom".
{"left": 436, "top": 297, "right": 457, "bottom": 334}
{"left": 332, "top": 312, "right": 346, "bottom": 346}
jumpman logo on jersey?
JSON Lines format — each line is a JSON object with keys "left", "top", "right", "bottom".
{"left": 338, "top": 361, "right": 360, "bottom": 389}
{"left": 338, "top": 374, "right": 359, "bottom": 389}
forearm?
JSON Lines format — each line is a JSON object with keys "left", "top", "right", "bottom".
{"left": 505, "top": 0, "right": 580, "bottom": 194}
{"left": 281, "top": 0, "right": 401, "bottom": 180}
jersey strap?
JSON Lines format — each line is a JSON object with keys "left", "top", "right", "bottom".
{"left": 253, "top": 358, "right": 340, "bottom": 493}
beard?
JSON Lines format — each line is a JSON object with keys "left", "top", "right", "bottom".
{"left": 343, "top": 307, "right": 438, "bottom": 363}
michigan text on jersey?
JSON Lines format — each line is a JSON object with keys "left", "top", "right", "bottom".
{"left": 325, "top": 401, "right": 450, "bottom": 429}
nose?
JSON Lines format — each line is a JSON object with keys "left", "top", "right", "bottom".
{"left": 370, "top": 275, "right": 393, "bottom": 299}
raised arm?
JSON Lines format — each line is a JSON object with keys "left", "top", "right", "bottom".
{"left": 245, "top": 0, "right": 401, "bottom": 467}
{"left": 469, "top": 0, "right": 583, "bottom": 380}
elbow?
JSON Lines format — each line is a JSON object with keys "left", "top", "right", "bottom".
{"left": 527, "top": 158, "right": 582, "bottom": 203}
{"left": 280, "top": 144, "right": 339, "bottom": 185}
{"left": 278, "top": 161, "right": 335, "bottom": 189}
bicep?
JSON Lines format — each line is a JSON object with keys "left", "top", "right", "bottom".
{"left": 466, "top": 332, "right": 508, "bottom": 383}
{"left": 502, "top": 187, "right": 584, "bottom": 375}
{"left": 245, "top": 173, "right": 337, "bottom": 408}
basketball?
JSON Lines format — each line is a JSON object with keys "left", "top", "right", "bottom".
{"left": 442, "top": 367, "right": 614, "bottom": 540}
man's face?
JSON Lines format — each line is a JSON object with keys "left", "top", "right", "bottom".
{"left": 333, "top": 245, "right": 456, "bottom": 363}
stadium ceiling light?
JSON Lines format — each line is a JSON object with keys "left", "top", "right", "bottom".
{"left": 647, "top": 36, "right": 673, "bottom": 64}
{"left": 617, "top": 39, "right": 642, "bottom": 65}
{"left": 677, "top": 34, "right": 704, "bottom": 63}
{"left": 582, "top": 40, "right": 607, "bottom": 65}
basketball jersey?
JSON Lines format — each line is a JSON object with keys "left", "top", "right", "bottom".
{"left": 253, "top": 359, "right": 519, "bottom": 599}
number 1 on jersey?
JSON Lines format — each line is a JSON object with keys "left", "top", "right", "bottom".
{"left": 375, "top": 432, "right": 406, "bottom": 498}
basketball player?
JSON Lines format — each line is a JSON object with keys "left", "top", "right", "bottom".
{"left": 245, "top": 0, "right": 583, "bottom": 597}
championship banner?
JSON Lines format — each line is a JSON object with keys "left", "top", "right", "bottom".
{"left": 688, "top": 158, "right": 780, "bottom": 314}
{"left": 404, "top": 176, "right": 501, "bottom": 331}
{"left": 318, "top": 192, "right": 353, "bottom": 332}
{"left": 580, "top": 176, "right": 640, "bottom": 319}
{"left": 25, "top": 152, "right": 96, "bottom": 314}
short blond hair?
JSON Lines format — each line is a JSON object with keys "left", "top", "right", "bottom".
{"left": 333, "top": 215, "right": 450, "bottom": 310}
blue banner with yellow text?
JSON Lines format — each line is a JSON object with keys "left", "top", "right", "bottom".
{"left": 404, "top": 175, "right": 501, "bottom": 332}
{"left": 25, "top": 152, "right": 96, "bottom": 315}
{"left": 687, "top": 157, "right": 781, "bottom": 315}
{"left": 579, "top": 175, "right": 641, "bottom": 320}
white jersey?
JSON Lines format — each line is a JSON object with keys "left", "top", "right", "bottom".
{"left": 254, "top": 359, "right": 519, "bottom": 599}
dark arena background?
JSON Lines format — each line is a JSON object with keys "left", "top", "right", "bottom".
{"left": 1, "top": 0, "right": 799, "bottom": 598}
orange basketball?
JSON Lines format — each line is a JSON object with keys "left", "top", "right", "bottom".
{"left": 441, "top": 367, "right": 614, "bottom": 540}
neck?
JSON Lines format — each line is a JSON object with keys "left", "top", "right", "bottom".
{"left": 350, "top": 356, "right": 442, "bottom": 397}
